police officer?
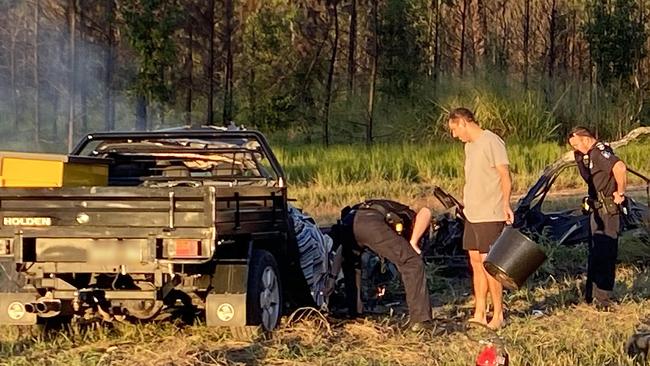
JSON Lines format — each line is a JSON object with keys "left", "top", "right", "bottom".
{"left": 334, "top": 199, "right": 433, "bottom": 330}
{"left": 568, "top": 126, "right": 627, "bottom": 308}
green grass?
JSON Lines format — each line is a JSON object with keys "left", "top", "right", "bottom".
{"left": 275, "top": 141, "right": 650, "bottom": 222}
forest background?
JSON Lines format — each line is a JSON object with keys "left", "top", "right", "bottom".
{"left": 0, "top": 0, "right": 649, "bottom": 217}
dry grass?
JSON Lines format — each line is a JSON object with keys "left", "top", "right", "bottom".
{"left": 2, "top": 236, "right": 650, "bottom": 365}
{"left": 1, "top": 185, "right": 649, "bottom": 365}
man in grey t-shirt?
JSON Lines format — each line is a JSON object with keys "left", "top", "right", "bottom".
{"left": 447, "top": 107, "right": 513, "bottom": 330}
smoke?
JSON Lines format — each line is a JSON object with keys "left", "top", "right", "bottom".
{"left": 0, "top": 0, "right": 144, "bottom": 154}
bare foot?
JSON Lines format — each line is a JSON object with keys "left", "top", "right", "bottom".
{"left": 468, "top": 317, "right": 488, "bottom": 326}
{"left": 487, "top": 316, "right": 505, "bottom": 330}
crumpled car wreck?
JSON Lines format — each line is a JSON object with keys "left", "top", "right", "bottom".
{"left": 423, "top": 160, "right": 649, "bottom": 263}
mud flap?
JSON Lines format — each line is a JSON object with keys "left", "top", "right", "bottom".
{"left": 205, "top": 293, "right": 247, "bottom": 326}
{"left": 206, "top": 262, "right": 248, "bottom": 327}
{"left": 0, "top": 293, "right": 38, "bottom": 325}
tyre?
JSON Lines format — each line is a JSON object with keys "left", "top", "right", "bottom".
{"left": 247, "top": 249, "right": 282, "bottom": 331}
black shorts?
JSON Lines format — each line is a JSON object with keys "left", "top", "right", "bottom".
{"left": 463, "top": 221, "right": 505, "bottom": 254}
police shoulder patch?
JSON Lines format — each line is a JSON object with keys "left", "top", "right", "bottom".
{"left": 596, "top": 142, "right": 606, "bottom": 150}
{"left": 601, "top": 150, "right": 611, "bottom": 159}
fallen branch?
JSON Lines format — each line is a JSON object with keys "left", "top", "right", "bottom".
{"left": 285, "top": 306, "right": 332, "bottom": 335}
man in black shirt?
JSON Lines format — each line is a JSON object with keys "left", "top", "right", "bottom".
{"left": 333, "top": 199, "right": 433, "bottom": 330}
{"left": 568, "top": 126, "right": 628, "bottom": 308}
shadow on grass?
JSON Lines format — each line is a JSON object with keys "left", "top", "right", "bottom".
{"left": 194, "top": 342, "right": 266, "bottom": 365}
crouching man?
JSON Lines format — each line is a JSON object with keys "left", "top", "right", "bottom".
{"left": 333, "top": 199, "right": 434, "bottom": 331}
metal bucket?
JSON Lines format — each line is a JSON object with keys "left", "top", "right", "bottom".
{"left": 483, "top": 226, "right": 547, "bottom": 290}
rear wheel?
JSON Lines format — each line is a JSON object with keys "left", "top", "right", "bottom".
{"left": 228, "top": 249, "right": 282, "bottom": 340}
{"left": 247, "top": 249, "right": 282, "bottom": 331}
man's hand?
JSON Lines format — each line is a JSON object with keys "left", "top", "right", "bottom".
{"left": 504, "top": 204, "right": 514, "bottom": 225}
{"left": 613, "top": 192, "right": 625, "bottom": 205}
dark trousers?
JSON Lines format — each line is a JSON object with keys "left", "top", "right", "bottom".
{"left": 349, "top": 209, "right": 432, "bottom": 323}
{"left": 586, "top": 208, "right": 620, "bottom": 301}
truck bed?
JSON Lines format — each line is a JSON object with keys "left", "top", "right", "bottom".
{"left": 0, "top": 185, "right": 289, "bottom": 268}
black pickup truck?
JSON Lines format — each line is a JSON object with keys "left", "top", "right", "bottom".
{"left": 0, "top": 128, "right": 314, "bottom": 332}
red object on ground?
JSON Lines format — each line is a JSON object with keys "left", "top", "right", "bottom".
{"left": 476, "top": 344, "right": 509, "bottom": 366}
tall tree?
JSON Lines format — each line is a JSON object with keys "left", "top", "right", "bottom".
{"left": 367, "top": 0, "right": 378, "bottom": 145}
{"left": 104, "top": 0, "right": 116, "bottom": 131}
{"left": 523, "top": 0, "right": 530, "bottom": 88}
{"left": 584, "top": 0, "right": 647, "bottom": 85}
{"left": 9, "top": 7, "right": 20, "bottom": 130}
{"left": 223, "top": 0, "right": 235, "bottom": 125}
{"left": 432, "top": 0, "right": 442, "bottom": 82}
{"left": 185, "top": 6, "right": 195, "bottom": 126}
{"left": 67, "top": 0, "right": 76, "bottom": 151}
{"left": 78, "top": 0, "right": 88, "bottom": 134}
{"left": 380, "top": 0, "right": 424, "bottom": 94}
{"left": 323, "top": 0, "right": 339, "bottom": 146}
{"left": 458, "top": 0, "right": 468, "bottom": 76}
{"left": 547, "top": 0, "right": 558, "bottom": 79}
{"left": 122, "top": 0, "right": 178, "bottom": 130}
{"left": 33, "top": 0, "right": 40, "bottom": 146}
{"left": 207, "top": 0, "right": 216, "bottom": 125}
{"left": 347, "top": 0, "right": 357, "bottom": 95}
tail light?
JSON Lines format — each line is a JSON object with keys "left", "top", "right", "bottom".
{"left": 2, "top": 239, "right": 12, "bottom": 255}
{"left": 166, "top": 239, "right": 201, "bottom": 258}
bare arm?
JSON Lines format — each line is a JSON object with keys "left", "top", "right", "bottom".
{"left": 612, "top": 160, "right": 627, "bottom": 204}
{"left": 496, "top": 164, "right": 514, "bottom": 224}
{"left": 409, "top": 208, "right": 432, "bottom": 255}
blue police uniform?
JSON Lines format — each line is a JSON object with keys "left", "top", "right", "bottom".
{"left": 575, "top": 142, "right": 622, "bottom": 304}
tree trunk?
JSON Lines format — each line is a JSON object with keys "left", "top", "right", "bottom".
{"left": 10, "top": 26, "right": 18, "bottom": 130}
{"left": 467, "top": 0, "right": 476, "bottom": 73}
{"left": 498, "top": 0, "right": 509, "bottom": 71}
{"left": 347, "top": 0, "right": 357, "bottom": 96}
{"left": 186, "top": 17, "right": 194, "bottom": 126}
{"left": 136, "top": 95, "right": 147, "bottom": 130}
{"left": 459, "top": 0, "right": 468, "bottom": 76}
{"left": 323, "top": 0, "right": 339, "bottom": 147}
{"left": 523, "top": 0, "right": 530, "bottom": 89}
{"left": 248, "top": 23, "right": 258, "bottom": 127}
{"left": 104, "top": 0, "right": 116, "bottom": 131}
{"left": 367, "top": 0, "right": 379, "bottom": 145}
{"left": 427, "top": 0, "right": 437, "bottom": 78}
{"left": 477, "top": 0, "right": 488, "bottom": 66}
{"left": 433, "top": 0, "right": 441, "bottom": 83}
{"left": 207, "top": 0, "right": 215, "bottom": 125}
{"left": 67, "top": 0, "right": 77, "bottom": 152}
{"left": 54, "top": 34, "right": 67, "bottom": 138}
{"left": 548, "top": 0, "right": 557, "bottom": 80}
{"left": 223, "top": 0, "right": 234, "bottom": 125}
{"left": 79, "top": 0, "right": 88, "bottom": 135}
{"left": 34, "top": 0, "right": 40, "bottom": 147}
{"left": 570, "top": 8, "right": 576, "bottom": 79}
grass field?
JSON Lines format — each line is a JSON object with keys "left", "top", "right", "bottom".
{"left": 0, "top": 138, "right": 648, "bottom": 365}
{"left": 276, "top": 141, "right": 650, "bottom": 223}
{"left": 1, "top": 233, "right": 649, "bottom": 365}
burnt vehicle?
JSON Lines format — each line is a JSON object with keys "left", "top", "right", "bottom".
{"left": 348, "top": 160, "right": 649, "bottom": 309}
{"left": 512, "top": 161, "right": 649, "bottom": 245}
{"left": 422, "top": 161, "right": 650, "bottom": 262}
{"left": 0, "top": 128, "right": 316, "bottom": 331}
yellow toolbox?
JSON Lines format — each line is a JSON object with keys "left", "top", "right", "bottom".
{"left": 0, "top": 151, "right": 109, "bottom": 187}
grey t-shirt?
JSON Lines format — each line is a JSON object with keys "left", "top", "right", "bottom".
{"left": 462, "top": 129, "right": 510, "bottom": 223}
